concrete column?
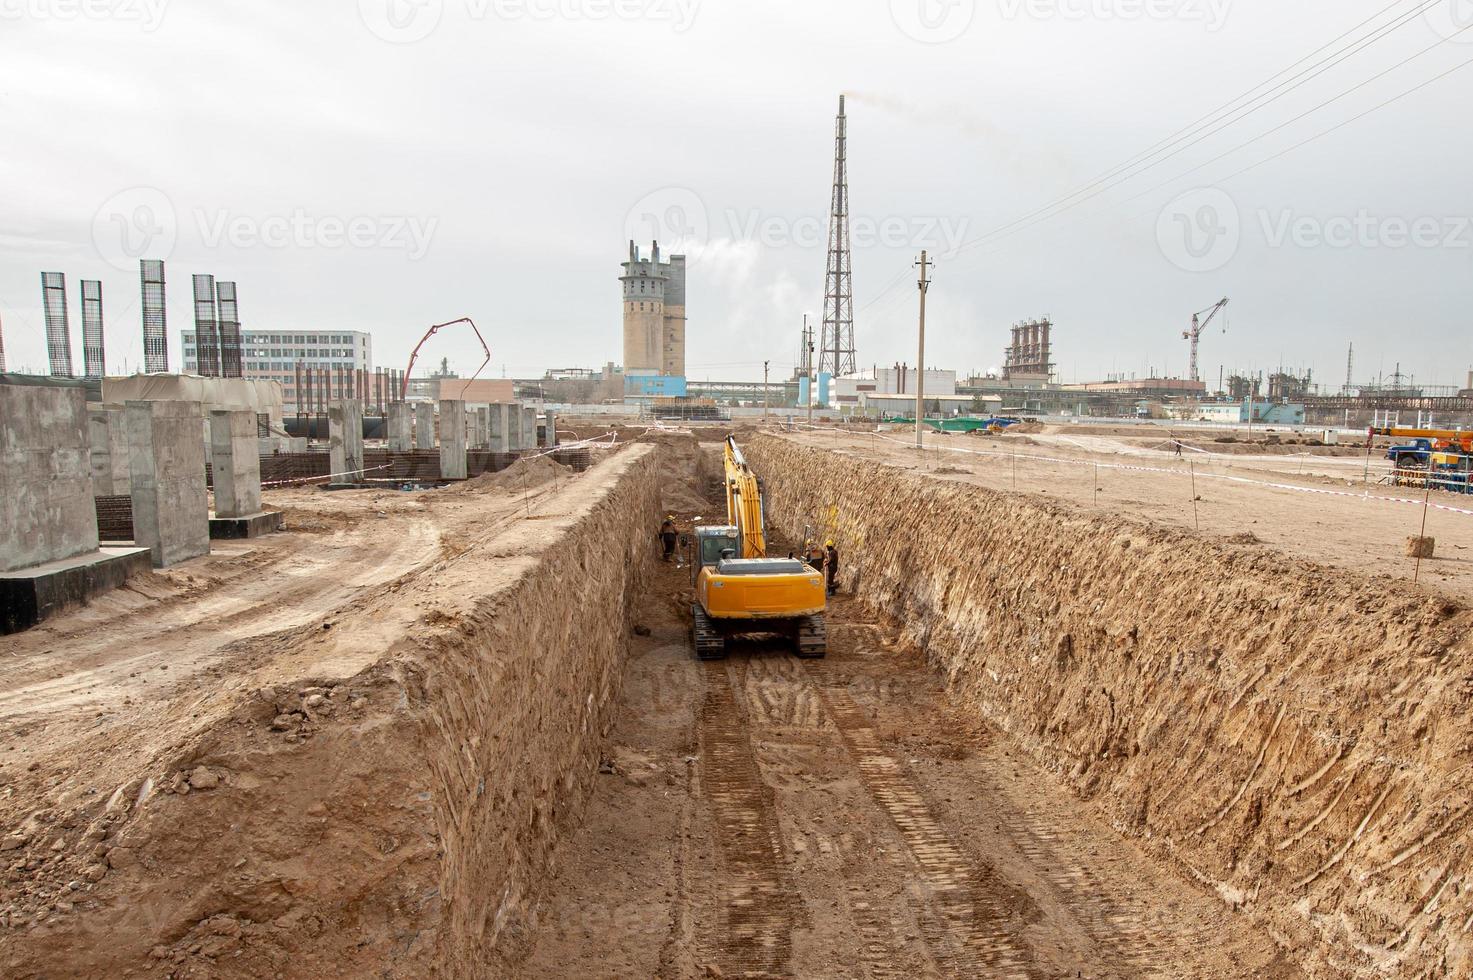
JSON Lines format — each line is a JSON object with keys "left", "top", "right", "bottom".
{"left": 475, "top": 407, "right": 490, "bottom": 449}
{"left": 488, "top": 403, "right": 508, "bottom": 453}
{"left": 543, "top": 410, "right": 557, "bottom": 448}
{"left": 209, "top": 410, "right": 262, "bottom": 518}
{"left": 127, "top": 399, "right": 209, "bottom": 568}
{"left": 522, "top": 406, "right": 538, "bottom": 451}
{"left": 1, "top": 385, "right": 99, "bottom": 572}
{"left": 388, "top": 402, "right": 413, "bottom": 452}
{"left": 439, "top": 400, "right": 467, "bottom": 479}
{"left": 414, "top": 402, "right": 435, "bottom": 451}
{"left": 328, "top": 400, "right": 364, "bottom": 484}
{"left": 88, "top": 407, "right": 131, "bottom": 496}
{"left": 503, "top": 404, "right": 521, "bottom": 452}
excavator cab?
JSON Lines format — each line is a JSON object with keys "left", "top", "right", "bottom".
{"left": 689, "top": 438, "right": 827, "bottom": 661}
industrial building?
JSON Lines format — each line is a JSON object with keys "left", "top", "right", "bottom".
{"left": 620, "top": 240, "right": 686, "bottom": 384}
{"left": 182, "top": 328, "right": 373, "bottom": 414}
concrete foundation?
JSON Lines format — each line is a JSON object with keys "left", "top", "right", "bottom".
{"left": 329, "top": 400, "right": 364, "bottom": 484}
{"left": 210, "top": 410, "right": 263, "bottom": 518}
{"left": 210, "top": 510, "right": 285, "bottom": 539}
{"left": 89, "top": 407, "right": 132, "bottom": 496}
{"left": 1, "top": 385, "right": 100, "bottom": 573}
{"left": 489, "top": 403, "right": 509, "bottom": 453}
{"left": 0, "top": 546, "right": 151, "bottom": 634}
{"left": 127, "top": 399, "right": 210, "bottom": 568}
{"left": 388, "top": 402, "right": 413, "bottom": 452}
{"left": 439, "top": 400, "right": 468, "bottom": 479}
{"left": 414, "top": 402, "right": 435, "bottom": 450}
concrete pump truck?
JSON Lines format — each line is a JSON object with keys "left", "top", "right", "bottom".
{"left": 690, "top": 437, "right": 826, "bottom": 660}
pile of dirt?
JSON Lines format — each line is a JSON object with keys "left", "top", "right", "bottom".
{"left": 454, "top": 454, "right": 572, "bottom": 492}
{"left": 749, "top": 433, "right": 1473, "bottom": 978}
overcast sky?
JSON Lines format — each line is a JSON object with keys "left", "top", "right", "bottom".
{"left": 2, "top": 0, "right": 1470, "bottom": 388}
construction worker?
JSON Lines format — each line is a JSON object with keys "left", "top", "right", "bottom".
{"left": 658, "top": 516, "right": 678, "bottom": 562}
{"left": 805, "top": 540, "right": 825, "bottom": 575}
{"left": 824, "top": 540, "right": 839, "bottom": 596}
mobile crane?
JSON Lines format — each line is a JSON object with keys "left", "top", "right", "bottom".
{"left": 1370, "top": 425, "right": 1473, "bottom": 494}
{"left": 690, "top": 437, "right": 827, "bottom": 660}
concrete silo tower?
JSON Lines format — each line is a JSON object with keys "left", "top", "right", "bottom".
{"left": 620, "top": 240, "right": 686, "bottom": 378}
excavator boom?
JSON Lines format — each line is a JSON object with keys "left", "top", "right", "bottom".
{"left": 724, "top": 436, "right": 767, "bottom": 558}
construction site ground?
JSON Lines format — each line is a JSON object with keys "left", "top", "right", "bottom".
{"left": 520, "top": 538, "right": 1297, "bottom": 978}
{"left": 789, "top": 424, "right": 1473, "bottom": 600}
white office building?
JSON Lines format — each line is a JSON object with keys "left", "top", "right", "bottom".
{"left": 181, "top": 329, "right": 373, "bottom": 413}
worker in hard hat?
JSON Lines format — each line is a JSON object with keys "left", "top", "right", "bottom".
{"left": 658, "top": 515, "right": 678, "bottom": 562}
{"left": 824, "top": 540, "right": 839, "bottom": 596}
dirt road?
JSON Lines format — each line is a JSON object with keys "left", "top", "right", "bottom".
{"left": 520, "top": 528, "right": 1297, "bottom": 978}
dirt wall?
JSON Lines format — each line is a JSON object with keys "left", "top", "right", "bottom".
{"left": 747, "top": 434, "right": 1473, "bottom": 978}
{"left": 0, "top": 445, "right": 660, "bottom": 978}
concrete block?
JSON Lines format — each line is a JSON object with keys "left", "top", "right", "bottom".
{"left": 0, "top": 546, "right": 151, "bottom": 634}
{"left": 488, "top": 403, "right": 509, "bottom": 453}
{"left": 126, "top": 399, "right": 210, "bottom": 568}
{"left": 328, "top": 400, "right": 364, "bottom": 484}
{"left": 414, "top": 402, "right": 435, "bottom": 450}
{"left": 1, "top": 384, "right": 100, "bottom": 573}
{"left": 388, "top": 402, "right": 413, "bottom": 452}
{"left": 439, "top": 400, "right": 467, "bottom": 479}
{"left": 209, "top": 410, "right": 263, "bottom": 518}
{"left": 89, "top": 407, "right": 131, "bottom": 496}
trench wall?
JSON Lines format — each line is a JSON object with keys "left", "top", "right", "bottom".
{"left": 748, "top": 435, "right": 1473, "bottom": 978}
{"left": 1, "top": 444, "right": 660, "bottom": 979}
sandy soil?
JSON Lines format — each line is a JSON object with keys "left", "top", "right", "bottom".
{"left": 518, "top": 515, "right": 1296, "bottom": 978}
{"left": 789, "top": 428, "right": 1473, "bottom": 600}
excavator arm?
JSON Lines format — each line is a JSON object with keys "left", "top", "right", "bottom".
{"left": 724, "top": 436, "right": 767, "bottom": 558}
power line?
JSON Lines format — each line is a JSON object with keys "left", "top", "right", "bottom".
{"left": 950, "top": 0, "right": 1446, "bottom": 255}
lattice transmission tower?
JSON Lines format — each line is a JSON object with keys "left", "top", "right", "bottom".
{"left": 820, "top": 94, "right": 856, "bottom": 378}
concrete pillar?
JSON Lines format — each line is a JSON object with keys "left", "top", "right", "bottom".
{"left": 414, "top": 402, "right": 435, "bottom": 451}
{"left": 522, "top": 406, "right": 538, "bottom": 451}
{"left": 475, "top": 407, "right": 490, "bottom": 450}
{"left": 503, "top": 404, "right": 521, "bottom": 452}
{"left": 328, "top": 400, "right": 364, "bottom": 484}
{"left": 388, "top": 402, "right": 413, "bottom": 452}
{"left": 88, "top": 407, "right": 131, "bottom": 496}
{"left": 439, "top": 400, "right": 467, "bottom": 479}
{"left": 1, "top": 385, "right": 99, "bottom": 572}
{"left": 209, "top": 410, "right": 262, "bottom": 518}
{"left": 543, "top": 410, "right": 557, "bottom": 448}
{"left": 488, "top": 403, "right": 508, "bottom": 453}
{"left": 126, "top": 399, "right": 209, "bottom": 568}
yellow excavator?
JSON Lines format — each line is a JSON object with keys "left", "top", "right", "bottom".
{"left": 690, "top": 437, "right": 826, "bottom": 660}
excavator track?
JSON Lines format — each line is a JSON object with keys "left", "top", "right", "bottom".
{"left": 692, "top": 605, "right": 728, "bottom": 661}
{"left": 795, "top": 613, "right": 826, "bottom": 658}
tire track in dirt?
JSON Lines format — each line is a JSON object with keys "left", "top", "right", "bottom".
{"left": 804, "top": 661, "right": 1038, "bottom": 978}
{"left": 696, "top": 659, "right": 803, "bottom": 977}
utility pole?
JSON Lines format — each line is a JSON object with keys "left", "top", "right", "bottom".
{"left": 914, "top": 250, "right": 931, "bottom": 450}
{"left": 763, "top": 360, "right": 769, "bottom": 419}
{"left": 806, "top": 337, "right": 815, "bottom": 428}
